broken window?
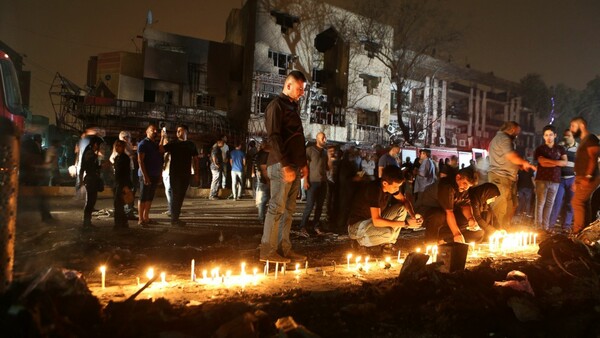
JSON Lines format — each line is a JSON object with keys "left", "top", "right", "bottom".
{"left": 196, "top": 95, "right": 215, "bottom": 108}
{"left": 270, "top": 10, "right": 300, "bottom": 34}
{"left": 359, "top": 74, "right": 380, "bottom": 94}
{"left": 188, "top": 63, "right": 206, "bottom": 92}
{"left": 268, "top": 50, "right": 292, "bottom": 76}
{"left": 356, "top": 108, "right": 380, "bottom": 127}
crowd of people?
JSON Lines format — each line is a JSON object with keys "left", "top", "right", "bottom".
{"left": 17, "top": 72, "right": 600, "bottom": 263}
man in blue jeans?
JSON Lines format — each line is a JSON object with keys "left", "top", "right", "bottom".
{"left": 297, "top": 132, "right": 328, "bottom": 237}
{"left": 229, "top": 142, "right": 246, "bottom": 200}
{"left": 260, "top": 71, "right": 309, "bottom": 263}
{"left": 549, "top": 129, "right": 577, "bottom": 231}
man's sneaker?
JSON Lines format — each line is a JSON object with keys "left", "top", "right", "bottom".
{"left": 284, "top": 250, "right": 307, "bottom": 261}
{"left": 298, "top": 228, "right": 310, "bottom": 238}
{"left": 259, "top": 252, "right": 291, "bottom": 263}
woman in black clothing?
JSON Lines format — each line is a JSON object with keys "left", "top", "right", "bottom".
{"left": 79, "top": 136, "right": 104, "bottom": 228}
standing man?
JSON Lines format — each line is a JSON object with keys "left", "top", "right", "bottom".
{"left": 488, "top": 121, "right": 537, "bottom": 227}
{"left": 260, "top": 71, "right": 308, "bottom": 263}
{"left": 163, "top": 125, "right": 198, "bottom": 226}
{"left": 549, "top": 129, "right": 578, "bottom": 231}
{"left": 298, "top": 132, "right": 328, "bottom": 236}
{"left": 229, "top": 142, "right": 246, "bottom": 200}
{"left": 377, "top": 143, "right": 400, "bottom": 177}
{"left": 534, "top": 125, "right": 567, "bottom": 231}
{"left": 413, "top": 149, "right": 436, "bottom": 201}
{"left": 109, "top": 131, "right": 137, "bottom": 219}
{"left": 569, "top": 117, "right": 600, "bottom": 235}
{"left": 220, "top": 136, "right": 230, "bottom": 189}
{"left": 209, "top": 139, "right": 225, "bottom": 200}
{"left": 137, "top": 124, "right": 165, "bottom": 227}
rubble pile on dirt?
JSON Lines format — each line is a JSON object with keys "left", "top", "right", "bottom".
{"left": 2, "top": 235, "right": 600, "bottom": 337}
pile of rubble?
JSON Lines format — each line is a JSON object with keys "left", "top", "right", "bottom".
{"left": 2, "top": 234, "right": 600, "bottom": 337}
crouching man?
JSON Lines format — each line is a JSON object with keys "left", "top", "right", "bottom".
{"left": 348, "top": 165, "right": 423, "bottom": 252}
{"left": 415, "top": 167, "right": 479, "bottom": 243}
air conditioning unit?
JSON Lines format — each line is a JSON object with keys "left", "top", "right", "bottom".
{"left": 459, "top": 139, "right": 467, "bottom": 147}
{"left": 451, "top": 137, "right": 458, "bottom": 146}
{"left": 439, "top": 137, "right": 446, "bottom": 145}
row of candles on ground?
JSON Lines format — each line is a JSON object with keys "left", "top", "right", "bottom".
{"left": 345, "top": 246, "right": 438, "bottom": 272}
{"left": 96, "top": 232, "right": 540, "bottom": 289}
{"left": 488, "top": 231, "right": 538, "bottom": 253}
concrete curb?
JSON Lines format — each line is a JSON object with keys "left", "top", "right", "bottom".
{"left": 18, "top": 186, "right": 252, "bottom": 199}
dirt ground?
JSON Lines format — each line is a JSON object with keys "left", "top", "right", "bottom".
{"left": 5, "top": 192, "right": 600, "bottom": 337}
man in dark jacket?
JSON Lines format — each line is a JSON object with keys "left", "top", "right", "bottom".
{"left": 260, "top": 71, "right": 309, "bottom": 263}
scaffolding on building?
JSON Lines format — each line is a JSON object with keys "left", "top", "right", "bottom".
{"left": 49, "top": 73, "right": 239, "bottom": 143}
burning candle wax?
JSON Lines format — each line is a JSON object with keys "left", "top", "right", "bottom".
{"left": 191, "top": 259, "right": 195, "bottom": 281}
{"left": 99, "top": 265, "right": 106, "bottom": 289}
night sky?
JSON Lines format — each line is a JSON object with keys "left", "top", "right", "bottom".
{"left": 1, "top": 0, "right": 599, "bottom": 122}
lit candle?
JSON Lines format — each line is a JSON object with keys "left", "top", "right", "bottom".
{"left": 100, "top": 265, "right": 106, "bottom": 289}
{"left": 295, "top": 263, "right": 300, "bottom": 273}
{"left": 281, "top": 264, "right": 286, "bottom": 275}
{"left": 226, "top": 270, "right": 232, "bottom": 284}
{"left": 355, "top": 256, "right": 362, "bottom": 270}
{"left": 146, "top": 267, "right": 154, "bottom": 280}
{"left": 305, "top": 261, "right": 308, "bottom": 274}
{"left": 253, "top": 267, "right": 258, "bottom": 278}
{"left": 241, "top": 262, "right": 246, "bottom": 276}
{"left": 416, "top": 247, "right": 421, "bottom": 253}
{"left": 533, "top": 234, "right": 538, "bottom": 247}
{"left": 347, "top": 253, "right": 353, "bottom": 270}
{"left": 365, "top": 256, "right": 370, "bottom": 272}
{"left": 426, "top": 245, "right": 432, "bottom": 255}
{"left": 397, "top": 250, "right": 401, "bottom": 263}
{"left": 275, "top": 262, "right": 279, "bottom": 278}
{"left": 161, "top": 272, "right": 166, "bottom": 284}
{"left": 191, "top": 259, "right": 195, "bottom": 281}
{"left": 432, "top": 245, "right": 438, "bottom": 263}
{"left": 202, "top": 270, "right": 208, "bottom": 282}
